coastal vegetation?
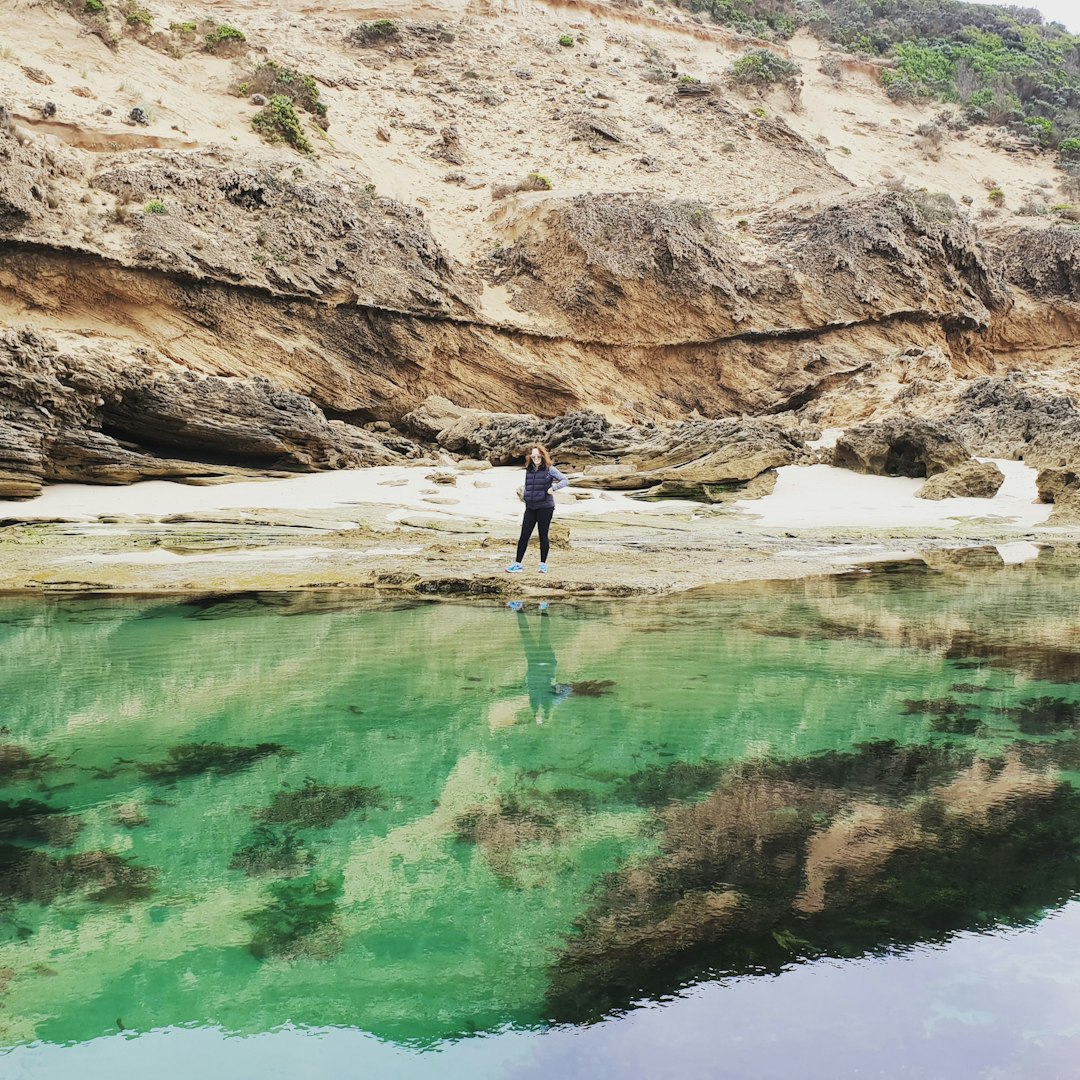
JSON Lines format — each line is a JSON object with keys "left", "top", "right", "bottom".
{"left": 675, "top": 0, "right": 1080, "bottom": 148}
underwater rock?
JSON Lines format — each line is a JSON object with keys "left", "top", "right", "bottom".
{"left": 112, "top": 802, "right": 149, "bottom": 828}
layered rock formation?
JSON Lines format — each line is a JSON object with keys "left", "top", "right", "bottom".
{"left": 2, "top": 4, "right": 1080, "bottom": 501}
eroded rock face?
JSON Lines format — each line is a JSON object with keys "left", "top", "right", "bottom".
{"left": 491, "top": 189, "right": 1007, "bottom": 346}
{"left": 0, "top": 327, "right": 414, "bottom": 498}
{"left": 946, "top": 377, "right": 1080, "bottom": 465}
{"left": 988, "top": 225, "right": 1080, "bottom": 299}
{"left": 0, "top": 123, "right": 476, "bottom": 315}
{"left": 833, "top": 418, "right": 971, "bottom": 478}
{"left": 915, "top": 460, "right": 1004, "bottom": 500}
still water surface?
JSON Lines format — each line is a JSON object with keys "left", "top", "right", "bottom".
{"left": 4, "top": 550, "right": 1080, "bottom": 1078}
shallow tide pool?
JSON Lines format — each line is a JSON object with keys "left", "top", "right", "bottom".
{"left": 4, "top": 549, "right": 1080, "bottom": 1078}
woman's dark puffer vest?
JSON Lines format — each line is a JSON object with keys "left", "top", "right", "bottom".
{"left": 522, "top": 465, "right": 555, "bottom": 509}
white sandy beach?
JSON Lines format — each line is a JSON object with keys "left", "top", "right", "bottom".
{"left": 0, "top": 459, "right": 1055, "bottom": 532}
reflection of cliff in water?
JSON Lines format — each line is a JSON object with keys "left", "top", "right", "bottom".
{"left": 547, "top": 738, "right": 1080, "bottom": 1025}
{"left": 736, "top": 546, "right": 1080, "bottom": 683}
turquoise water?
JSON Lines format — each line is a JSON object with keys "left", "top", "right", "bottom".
{"left": 3, "top": 549, "right": 1080, "bottom": 1077}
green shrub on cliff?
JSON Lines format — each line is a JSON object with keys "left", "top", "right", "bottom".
{"left": 237, "top": 60, "right": 327, "bottom": 124}
{"left": 204, "top": 23, "right": 245, "bottom": 53}
{"left": 729, "top": 48, "right": 801, "bottom": 86}
{"left": 347, "top": 20, "right": 400, "bottom": 46}
{"left": 252, "top": 95, "right": 313, "bottom": 154}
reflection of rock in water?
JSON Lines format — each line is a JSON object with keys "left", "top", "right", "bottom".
{"left": 547, "top": 741, "right": 1080, "bottom": 1024}
{"left": 454, "top": 795, "right": 564, "bottom": 887}
{"left": 1000, "top": 697, "right": 1080, "bottom": 735}
{"left": 738, "top": 560, "right": 1080, "bottom": 683}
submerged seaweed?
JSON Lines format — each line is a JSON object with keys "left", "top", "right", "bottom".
{"left": 141, "top": 742, "right": 290, "bottom": 784}
{"left": 902, "top": 698, "right": 982, "bottom": 736}
{"left": 0, "top": 744, "right": 57, "bottom": 783}
{"left": 0, "top": 847, "right": 155, "bottom": 906}
{"left": 1001, "top": 697, "right": 1080, "bottom": 735}
{"left": 230, "top": 825, "right": 313, "bottom": 877}
{"left": 614, "top": 760, "right": 727, "bottom": 809}
{"left": 255, "top": 778, "right": 384, "bottom": 830}
{"left": 567, "top": 680, "right": 616, "bottom": 698}
{"left": 0, "top": 798, "right": 83, "bottom": 847}
{"left": 246, "top": 868, "right": 344, "bottom": 961}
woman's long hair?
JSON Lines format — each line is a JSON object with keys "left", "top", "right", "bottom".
{"left": 526, "top": 445, "right": 553, "bottom": 470}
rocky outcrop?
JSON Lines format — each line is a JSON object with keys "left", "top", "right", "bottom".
{"left": 0, "top": 328, "right": 416, "bottom": 498}
{"left": 401, "top": 396, "right": 813, "bottom": 486}
{"left": 832, "top": 418, "right": 971, "bottom": 478}
{"left": 986, "top": 225, "right": 1080, "bottom": 299}
{"left": 946, "top": 377, "right": 1080, "bottom": 465}
{"left": 915, "top": 460, "right": 1004, "bottom": 500}
{"left": 489, "top": 188, "right": 1007, "bottom": 346}
{"left": 0, "top": 108, "right": 1077, "bottom": 495}
{"left": 1036, "top": 468, "right": 1080, "bottom": 523}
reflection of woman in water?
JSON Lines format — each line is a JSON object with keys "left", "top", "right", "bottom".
{"left": 508, "top": 602, "right": 569, "bottom": 724}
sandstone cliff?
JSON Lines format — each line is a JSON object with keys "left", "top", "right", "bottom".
{"left": 1, "top": 0, "right": 1079, "bottom": 498}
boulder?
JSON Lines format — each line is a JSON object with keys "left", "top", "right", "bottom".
{"left": 401, "top": 397, "right": 614, "bottom": 466}
{"left": 915, "top": 460, "right": 1005, "bottom": 500}
{"left": 634, "top": 469, "right": 778, "bottom": 503}
{"left": 1036, "top": 468, "right": 1080, "bottom": 522}
{"left": 833, "top": 418, "right": 970, "bottom": 478}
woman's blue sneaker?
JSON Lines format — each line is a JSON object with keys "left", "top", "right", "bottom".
{"left": 538, "top": 563, "right": 548, "bottom": 573}
{"left": 506, "top": 562, "right": 524, "bottom": 573}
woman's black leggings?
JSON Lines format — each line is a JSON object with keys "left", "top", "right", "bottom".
{"left": 516, "top": 507, "right": 555, "bottom": 562}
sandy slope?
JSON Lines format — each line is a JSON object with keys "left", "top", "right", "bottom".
{"left": 1, "top": 2, "right": 1066, "bottom": 283}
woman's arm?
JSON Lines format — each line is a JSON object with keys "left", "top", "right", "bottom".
{"left": 548, "top": 466, "right": 570, "bottom": 493}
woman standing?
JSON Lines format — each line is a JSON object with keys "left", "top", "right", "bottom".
{"left": 506, "top": 445, "right": 569, "bottom": 574}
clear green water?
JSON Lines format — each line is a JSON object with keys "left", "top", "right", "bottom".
{"left": 4, "top": 550, "right": 1080, "bottom": 1078}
